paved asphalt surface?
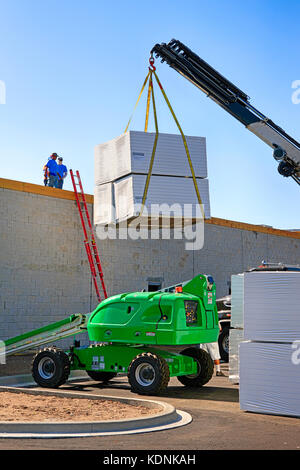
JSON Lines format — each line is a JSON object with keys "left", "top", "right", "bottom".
{"left": 0, "top": 363, "right": 300, "bottom": 451}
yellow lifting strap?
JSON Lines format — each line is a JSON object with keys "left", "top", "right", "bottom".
{"left": 144, "top": 71, "right": 152, "bottom": 133}
{"left": 124, "top": 71, "right": 150, "bottom": 134}
{"left": 152, "top": 70, "right": 205, "bottom": 220}
{"left": 124, "top": 66, "right": 205, "bottom": 220}
{"left": 140, "top": 71, "right": 159, "bottom": 216}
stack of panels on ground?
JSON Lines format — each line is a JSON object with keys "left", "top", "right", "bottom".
{"left": 229, "top": 274, "right": 244, "bottom": 384}
{"left": 239, "top": 341, "right": 300, "bottom": 418}
{"left": 95, "top": 131, "right": 208, "bottom": 185}
{"left": 94, "top": 131, "right": 210, "bottom": 225}
{"left": 229, "top": 271, "right": 300, "bottom": 383}
{"left": 228, "top": 328, "right": 243, "bottom": 384}
{"left": 237, "top": 271, "right": 300, "bottom": 417}
{"left": 243, "top": 271, "right": 300, "bottom": 342}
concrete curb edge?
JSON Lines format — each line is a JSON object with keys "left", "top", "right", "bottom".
{"left": 0, "top": 385, "right": 192, "bottom": 438}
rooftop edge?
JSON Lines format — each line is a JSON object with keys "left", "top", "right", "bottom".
{"left": 0, "top": 177, "right": 299, "bottom": 239}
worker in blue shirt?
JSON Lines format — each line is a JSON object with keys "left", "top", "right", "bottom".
{"left": 43, "top": 153, "right": 58, "bottom": 187}
{"left": 56, "top": 157, "right": 68, "bottom": 189}
{"left": 43, "top": 157, "right": 50, "bottom": 185}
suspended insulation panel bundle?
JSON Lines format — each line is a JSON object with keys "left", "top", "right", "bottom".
{"left": 114, "top": 174, "right": 210, "bottom": 223}
{"left": 94, "top": 183, "right": 114, "bottom": 226}
{"left": 95, "top": 131, "right": 208, "bottom": 185}
{"left": 94, "top": 175, "right": 210, "bottom": 225}
{"left": 94, "top": 131, "right": 210, "bottom": 226}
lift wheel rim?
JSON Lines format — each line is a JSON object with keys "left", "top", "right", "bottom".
{"left": 135, "top": 363, "right": 155, "bottom": 387}
{"left": 38, "top": 357, "right": 56, "bottom": 380}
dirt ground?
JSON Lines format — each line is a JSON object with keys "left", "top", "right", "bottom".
{"left": 1, "top": 357, "right": 300, "bottom": 450}
{"left": 0, "top": 391, "right": 160, "bottom": 422}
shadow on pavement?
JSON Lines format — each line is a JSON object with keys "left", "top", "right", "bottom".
{"left": 162, "top": 385, "right": 239, "bottom": 402}
{"left": 61, "top": 378, "right": 239, "bottom": 403}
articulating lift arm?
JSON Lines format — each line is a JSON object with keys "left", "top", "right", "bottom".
{"left": 0, "top": 313, "right": 89, "bottom": 360}
{"left": 151, "top": 39, "right": 300, "bottom": 186}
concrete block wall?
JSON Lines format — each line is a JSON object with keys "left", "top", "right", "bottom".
{"left": 0, "top": 178, "right": 299, "bottom": 347}
{"left": 0, "top": 184, "right": 94, "bottom": 346}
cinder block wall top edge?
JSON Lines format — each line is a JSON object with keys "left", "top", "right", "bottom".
{"left": 1, "top": 177, "right": 299, "bottom": 240}
{"left": 0, "top": 177, "right": 93, "bottom": 204}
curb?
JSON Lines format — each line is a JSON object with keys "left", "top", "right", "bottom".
{"left": 0, "top": 370, "right": 88, "bottom": 387}
{"left": 0, "top": 386, "right": 192, "bottom": 438}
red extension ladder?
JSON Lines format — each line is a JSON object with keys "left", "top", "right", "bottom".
{"left": 70, "top": 169, "right": 107, "bottom": 303}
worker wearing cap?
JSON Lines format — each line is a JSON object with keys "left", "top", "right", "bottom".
{"left": 43, "top": 153, "right": 59, "bottom": 188}
{"left": 56, "top": 157, "right": 68, "bottom": 189}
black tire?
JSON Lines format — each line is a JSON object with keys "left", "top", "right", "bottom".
{"left": 87, "top": 371, "right": 117, "bottom": 382}
{"left": 218, "top": 327, "right": 230, "bottom": 363}
{"left": 31, "top": 346, "right": 70, "bottom": 388}
{"left": 177, "top": 347, "right": 214, "bottom": 387}
{"left": 127, "top": 352, "right": 170, "bottom": 395}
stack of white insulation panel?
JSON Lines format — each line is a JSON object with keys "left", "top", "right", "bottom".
{"left": 228, "top": 274, "right": 244, "bottom": 384}
{"left": 230, "top": 270, "right": 300, "bottom": 417}
{"left": 94, "top": 131, "right": 210, "bottom": 225}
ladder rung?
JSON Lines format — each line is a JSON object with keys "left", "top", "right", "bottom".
{"left": 71, "top": 169, "right": 107, "bottom": 301}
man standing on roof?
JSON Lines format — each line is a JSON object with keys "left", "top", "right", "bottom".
{"left": 56, "top": 157, "right": 68, "bottom": 189}
{"left": 43, "top": 161, "right": 49, "bottom": 186}
{"left": 43, "top": 153, "right": 58, "bottom": 188}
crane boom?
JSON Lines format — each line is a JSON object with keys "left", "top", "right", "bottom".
{"left": 151, "top": 39, "right": 300, "bottom": 186}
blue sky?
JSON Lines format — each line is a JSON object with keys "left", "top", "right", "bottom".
{"left": 0, "top": 0, "right": 299, "bottom": 229}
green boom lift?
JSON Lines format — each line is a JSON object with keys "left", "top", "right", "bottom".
{"left": 2, "top": 274, "right": 219, "bottom": 395}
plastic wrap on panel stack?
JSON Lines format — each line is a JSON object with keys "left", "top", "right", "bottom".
{"left": 237, "top": 271, "right": 300, "bottom": 417}
{"left": 95, "top": 132, "right": 131, "bottom": 185}
{"left": 94, "top": 183, "right": 115, "bottom": 225}
{"left": 94, "top": 131, "right": 208, "bottom": 184}
{"left": 94, "top": 131, "right": 210, "bottom": 226}
{"left": 114, "top": 174, "right": 211, "bottom": 223}
{"left": 229, "top": 274, "right": 244, "bottom": 384}
{"left": 243, "top": 272, "right": 300, "bottom": 342}
{"left": 239, "top": 341, "right": 300, "bottom": 418}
